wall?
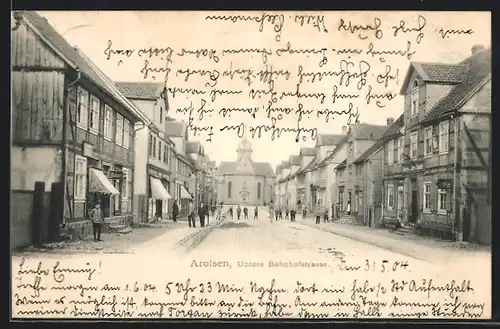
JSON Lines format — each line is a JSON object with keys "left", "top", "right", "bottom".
{"left": 133, "top": 125, "right": 149, "bottom": 223}
{"left": 218, "top": 174, "right": 267, "bottom": 205}
{"left": 11, "top": 146, "right": 60, "bottom": 192}
{"left": 132, "top": 99, "right": 156, "bottom": 127}
{"left": 169, "top": 136, "right": 185, "bottom": 155}
{"left": 461, "top": 80, "right": 491, "bottom": 113}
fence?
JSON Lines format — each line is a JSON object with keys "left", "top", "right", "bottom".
{"left": 11, "top": 182, "right": 62, "bottom": 250}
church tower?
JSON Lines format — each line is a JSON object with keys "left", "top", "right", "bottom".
{"left": 237, "top": 136, "right": 253, "bottom": 162}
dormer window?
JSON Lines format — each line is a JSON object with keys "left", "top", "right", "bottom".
{"left": 410, "top": 80, "right": 419, "bottom": 117}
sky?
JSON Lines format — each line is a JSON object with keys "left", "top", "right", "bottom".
{"left": 36, "top": 11, "right": 491, "bottom": 168}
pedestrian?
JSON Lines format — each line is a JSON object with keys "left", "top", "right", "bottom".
{"left": 285, "top": 207, "right": 289, "bottom": 220}
{"left": 315, "top": 203, "right": 321, "bottom": 225}
{"left": 324, "top": 207, "right": 329, "bottom": 223}
{"left": 204, "top": 202, "right": 210, "bottom": 226}
{"left": 279, "top": 207, "right": 283, "bottom": 221}
{"left": 254, "top": 205, "right": 259, "bottom": 220}
{"left": 211, "top": 203, "right": 216, "bottom": 218}
{"left": 90, "top": 202, "right": 103, "bottom": 242}
{"left": 229, "top": 206, "right": 234, "bottom": 220}
{"left": 172, "top": 200, "right": 179, "bottom": 222}
{"left": 198, "top": 201, "right": 206, "bottom": 227}
{"left": 302, "top": 206, "right": 307, "bottom": 220}
{"left": 275, "top": 207, "right": 279, "bottom": 221}
{"left": 243, "top": 206, "right": 248, "bottom": 220}
{"left": 290, "top": 205, "right": 296, "bottom": 222}
{"left": 188, "top": 200, "right": 196, "bottom": 228}
{"left": 217, "top": 202, "right": 224, "bottom": 221}
{"left": 237, "top": 205, "right": 242, "bottom": 221}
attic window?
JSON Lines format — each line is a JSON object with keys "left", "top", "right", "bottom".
{"left": 410, "top": 80, "right": 419, "bottom": 117}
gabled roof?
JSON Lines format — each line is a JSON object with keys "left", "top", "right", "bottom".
{"left": 18, "top": 11, "right": 149, "bottom": 124}
{"left": 353, "top": 114, "right": 404, "bottom": 164}
{"left": 316, "top": 134, "right": 345, "bottom": 147}
{"left": 115, "top": 82, "right": 163, "bottom": 101}
{"left": 186, "top": 141, "right": 203, "bottom": 155}
{"left": 421, "top": 48, "right": 491, "bottom": 124}
{"left": 289, "top": 155, "right": 300, "bottom": 166}
{"left": 353, "top": 124, "right": 388, "bottom": 140}
{"left": 276, "top": 164, "right": 283, "bottom": 175}
{"left": 399, "top": 62, "right": 468, "bottom": 95}
{"left": 281, "top": 161, "right": 291, "bottom": 169}
{"left": 303, "top": 156, "right": 318, "bottom": 173}
{"left": 335, "top": 159, "right": 347, "bottom": 170}
{"left": 166, "top": 121, "right": 187, "bottom": 138}
{"left": 317, "top": 135, "right": 349, "bottom": 169}
{"left": 217, "top": 161, "right": 275, "bottom": 177}
{"left": 299, "top": 147, "right": 316, "bottom": 157}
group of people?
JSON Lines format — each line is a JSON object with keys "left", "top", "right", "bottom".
{"left": 227, "top": 205, "right": 259, "bottom": 220}
{"left": 187, "top": 201, "right": 225, "bottom": 228}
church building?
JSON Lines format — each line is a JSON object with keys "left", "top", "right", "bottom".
{"left": 215, "top": 138, "right": 275, "bottom": 206}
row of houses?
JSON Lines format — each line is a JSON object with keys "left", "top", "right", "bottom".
{"left": 275, "top": 44, "right": 491, "bottom": 245}
{"left": 11, "top": 11, "right": 217, "bottom": 249}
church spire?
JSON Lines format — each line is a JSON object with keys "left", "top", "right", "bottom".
{"left": 237, "top": 135, "right": 252, "bottom": 161}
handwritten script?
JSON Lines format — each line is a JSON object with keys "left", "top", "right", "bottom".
{"left": 12, "top": 257, "right": 487, "bottom": 319}
{"left": 101, "top": 11, "right": 478, "bottom": 143}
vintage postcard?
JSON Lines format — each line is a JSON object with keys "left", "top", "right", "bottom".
{"left": 11, "top": 10, "right": 492, "bottom": 320}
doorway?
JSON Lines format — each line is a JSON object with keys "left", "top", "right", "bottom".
{"left": 155, "top": 199, "right": 163, "bottom": 219}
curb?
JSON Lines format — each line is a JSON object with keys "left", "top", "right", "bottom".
{"left": 296, "top": 221, "right": 430, "bottom": 263}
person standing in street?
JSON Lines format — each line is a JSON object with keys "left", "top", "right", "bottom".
{"left": 302, "top": 206, "right": 308, "bottom": 220}
{"left": 243, "top": 206, "right": 249, "bottom": 220}
{"left": 198, "top": 201, "right": 206, "bottom": 227}
{"left": 172, "top": 200, "right": 179, "bottom": 222}
{"left": 275, "top": 206, "right": 279, "bottom": 221}
{"left": 268, "top": 201, "right": 274, "bottom": 222}
{"left": 315, "top": 202, "right": 321, "bottom": 225}
{"left": 229, "top": 206, "right": 234, "bottom": 220}
{"left": 237, "top": 205, "right": 242, "bottom": 221}
{"left": 204, "top": 202, "right": 210, "bottom": 226}
{"left": 290, "top": 205, "right": 296, "bottom": 222}
{"left": 324, "top": 205, "right": 329, "bottom": 223}
{"left": 188, "top": 200, "right": 196, "bottom": 228}
{"left": 90, "top": 202, "right": 103, "bottom": 242}
{"left": 254, "top": 205, "right": 259, "bottom": 220}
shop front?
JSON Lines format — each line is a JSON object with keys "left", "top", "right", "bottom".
{"left": 149, "top": 175, "right": 172, "bottom": 221}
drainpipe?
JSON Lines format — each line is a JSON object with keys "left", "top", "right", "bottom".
{"left": 450, "top": 114, "right": 461, "bottom": 242}
{"left": 61, "top": 69, "right": 81, "bottom": 230}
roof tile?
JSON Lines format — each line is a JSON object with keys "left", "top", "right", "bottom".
{"left": 115, "top": 82, "right": 163, "bottom": 100}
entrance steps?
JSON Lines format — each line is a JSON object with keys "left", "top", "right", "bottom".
{"left": 392, "top": 223, "right": 417, "bottom": 236}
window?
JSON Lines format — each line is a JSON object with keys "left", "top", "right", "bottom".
{"left": 424, "top": 127, "right": 433, "bottom": 156}
{"left": 228, "top": 181, "right": 232, "bottom": 198}
{"left": 410, "top": 80, "right": 418, "bottom": 117}
{"left": 104, "top": 106, "right": 113, "bottom": 140}
{"left": 74, "top": 155, "right": 87, "bottom": 200}
{"left": 149, "top": 134, "right": 153, "bottom": 156}
{"left": 393, "top": 139, "right": 398, "bottom": 163}
{"left": 423, "top": 182, "right": 431, "bottom": 212}
{"left": 338, "top": 187, "right": 344, "bottom": 211}
{"left": 123, "top": 119, "right": 130, "bottom": 149}
{"left": 115, "top": 114, "right": 123, "bottom": 146}
{"left": 438, "top": 189, "right": 447, "bottom": 213}
{"left": 158, "top": 141, "right": 162, "bottom": 160}
{"left": 159, "top": 107, "right": 163, "bottom": 124}
{"left": 439, "top": 121, "right": 449, "bottom": 154}
{"left": 177, "top": 158, "right": 181, "bottom": 172}
{"left": 89, "top": 95, "right": 100, "bottom": 133}
{"left": 77, "top": 87, "right": 89, "bottom": 128}
{"left": 398, "top": 137, "right": 404, "bottom": 162}
{"left": 387, "top": 184, "right": 394, "bottom": 210}
{"left": 152, "top": 137, "right": 157, "bottom": 157}
{"left": 387, "top": 140, "right": 394, "bottom": 164}
{"left": 410, "top": 132, "right": 418, "bottom": 159}
{"left": 163, "top": 145, "right": 168, "bottom": 163}
{"left": 257, "top": 182, "right": 261, "bottom": 199}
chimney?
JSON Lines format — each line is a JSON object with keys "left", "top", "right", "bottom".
{"left": 341, "top": 126, "right": 348, "bottom": 135}
{"left": 471, "top": 45, "right": 485, "bottom": 55}
{"left": 387, "top": 117, "right": 395, "bottom": 126}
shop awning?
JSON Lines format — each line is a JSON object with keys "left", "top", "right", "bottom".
{"left": 180, "top": 185, "right": 192, "bottom": 199}
{"left": 89, "top": 168, "right": 120, "bottom": 195}
{"left": 150, "top": 176, "right": 172, "bottom": 200}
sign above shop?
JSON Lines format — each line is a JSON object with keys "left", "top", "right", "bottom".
{"left": 402, "top": 163, "right": 424, "bottom": 173}
{"left": 109, "top": 170, "right": 124, "bottom": 179}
